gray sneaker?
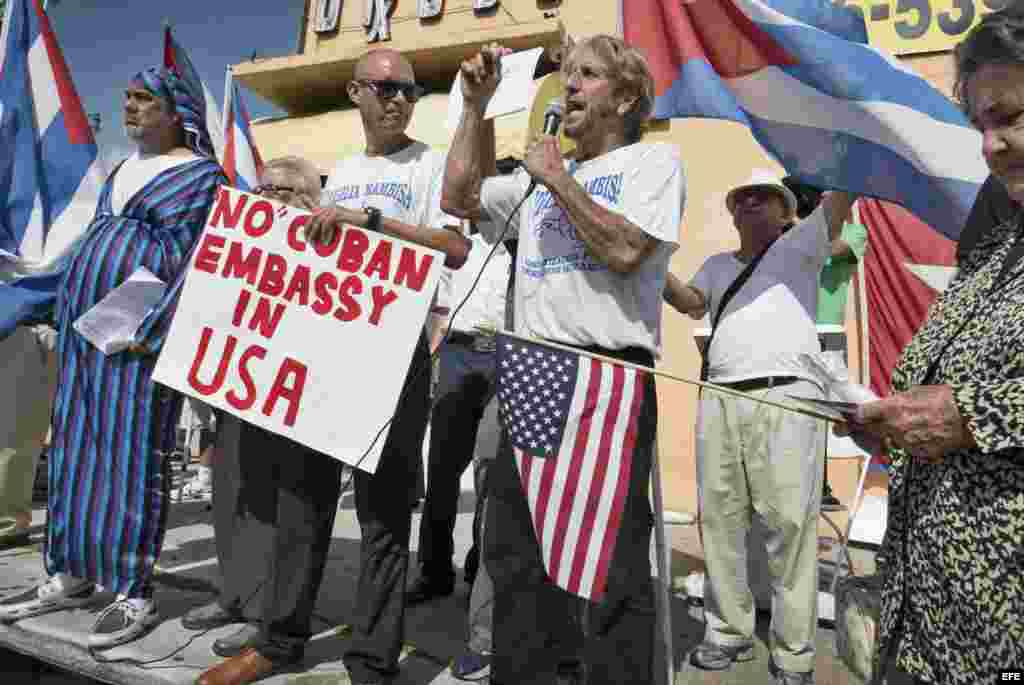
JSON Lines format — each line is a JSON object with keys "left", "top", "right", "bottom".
{"left": 0, "top": 574, "right": 96, "bottom": 622}
{"left": 689, "top": 640, "right": 756, "bottom": 670}
{"left": 771, "top": 665, "right": 815, "bottom": 684}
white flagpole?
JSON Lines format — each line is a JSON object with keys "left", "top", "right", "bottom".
{"left": 222, "top": 65, "right": 233, "bottom": 152}
{"left": 652, "top": 439, "right": 676, "bottom": 685}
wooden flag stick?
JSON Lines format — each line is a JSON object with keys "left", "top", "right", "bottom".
{"left": 497, "top": 330, "right": 842, "bottom": 423}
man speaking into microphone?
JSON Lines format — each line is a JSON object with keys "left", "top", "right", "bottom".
{"left": 442, "top": 37, "right": 685, "bottom": 685}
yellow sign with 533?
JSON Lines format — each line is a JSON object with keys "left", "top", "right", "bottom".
{"left": 834, "top": 0, "right": 1011, "bottom": 56}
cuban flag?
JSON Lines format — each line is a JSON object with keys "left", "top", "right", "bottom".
{"left": 163, "top": 24, "right": 225, "bottom": 161}
{"left": 222, "top": 70, "right": 263, "bottom": 191}
{"left": 0, "top": 0, "right": 106, "bottom": 337}
{"left": 621, "top": 0, "right": 988, "bottom": 240}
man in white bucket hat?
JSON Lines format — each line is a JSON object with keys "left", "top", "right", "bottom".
{"left": 665, "top": 170, "right": 854, "bottom": 685}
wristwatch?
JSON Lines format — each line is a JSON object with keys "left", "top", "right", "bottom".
{"left": 364, "top": 205, "right": 382, "bottom": 232}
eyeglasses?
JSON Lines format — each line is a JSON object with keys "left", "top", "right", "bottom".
{"left": 254, "top": 184, "right": 298, "bottom": 196}
{"left": 357, "top": 79, "right": 425, "bottom": 102}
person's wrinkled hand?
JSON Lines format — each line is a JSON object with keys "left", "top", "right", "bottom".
{"left": 305, "top": 207, "right": 357, "bottom": 246}
{"left": 460, "top": 43, "right": 511, "bottom": 107}
{"left": 523, "top": 135, "right": 566, "bottom": 189}
{"left": 836, "top": 385, "right": 975, "bottom": 463}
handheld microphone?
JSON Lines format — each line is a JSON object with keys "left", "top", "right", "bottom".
{"left": 525, "top": 99, "right": 565, "bottom": 197}
{"left": 542, "top": 99, "right": 563, "bottom": 136}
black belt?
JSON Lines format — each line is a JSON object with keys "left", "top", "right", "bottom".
{"left": 447, "top": 330, "right": 497, "bottom": 351}
{"left": 720, "top": 375, "right": 801, "bottom": 392}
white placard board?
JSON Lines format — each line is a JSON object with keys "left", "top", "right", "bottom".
{"left": 152, "top": 186, "right": 442, "bottom": 473}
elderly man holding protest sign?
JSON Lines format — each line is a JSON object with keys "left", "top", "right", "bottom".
{"left": 0, "top": 66, "right": 226, "bottom": 648}
{"left": 442, "top": 37, "right": 684, "bottom": 685}
{"left": 194, "top": 49, "right": 468, "bottom": 685}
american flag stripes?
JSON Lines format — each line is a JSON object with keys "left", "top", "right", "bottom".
{"left": 496, "top": 333, "right": 645, "bottom": 601}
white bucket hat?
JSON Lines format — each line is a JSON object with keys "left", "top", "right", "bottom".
{"left": 725, "top": 169, "right": 799, "bottom": 217}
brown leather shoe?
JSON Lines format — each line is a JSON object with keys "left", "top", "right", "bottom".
{"left": 196, "top": 648, "right": 276, "bottom": 685}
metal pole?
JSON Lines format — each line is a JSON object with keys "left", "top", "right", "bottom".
{"left": 652, "top": 441, "right": 676, "bottom": 685}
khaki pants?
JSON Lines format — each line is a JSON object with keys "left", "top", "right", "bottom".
{"left": 0, "top": 328, "right": 56, "bottom": 539}
{"left": 697, "top": 379, "right": 825, "bottom": 673}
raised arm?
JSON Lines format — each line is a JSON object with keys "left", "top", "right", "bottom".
{"left": 663, "top": 273, "right": 707, "bottom": 319}
{"left": 441, "top": 45, "right": 508, "bottom": 220}
{"left": 821, "top": 191, "right": 856, "bottom": 243}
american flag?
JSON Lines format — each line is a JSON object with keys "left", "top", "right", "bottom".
{"left": 496, "top": 333, "right": 645, "bottom": 601}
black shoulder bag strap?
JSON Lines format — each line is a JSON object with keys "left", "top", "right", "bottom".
{"left": 700, "top": 241, "right": 776, "bottom": 382}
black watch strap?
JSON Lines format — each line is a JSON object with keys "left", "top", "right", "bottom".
{"left": 364, "top": 205, "right": 382, "bottom": 232}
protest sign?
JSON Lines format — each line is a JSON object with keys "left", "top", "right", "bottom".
{"left": 152, "top": 186, "right": 442, "bottom": 473}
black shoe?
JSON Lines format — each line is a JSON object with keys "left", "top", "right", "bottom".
{"left": 182, "top": 601, "right": 244, "bottom": 631}
{"left": 405, "top": 574, "right": 455, "bottom": 606}
{"left": 212, "top": 622, "right": 262, "bottom": 658}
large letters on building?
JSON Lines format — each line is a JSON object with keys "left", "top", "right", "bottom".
{"left": 152, "top": 186, "right": 442, "bottom": 473}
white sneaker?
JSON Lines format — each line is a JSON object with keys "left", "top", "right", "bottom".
{"left": 177, "top": 475, "right": 213, "bottom": 502}
{"left": 88, "top": 596, "right": 159, "bottom": 649}
{"left": 0, "top": 574, "right": 96, "bottom": 622}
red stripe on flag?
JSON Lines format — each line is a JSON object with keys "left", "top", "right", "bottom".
{"left": 32, "top": 0, "right": 93, "bottom": 145}
{"left": 530, "top": 454, "right": 555, "bottom": 551}
{"left": 590, "top": 371, "right": 644, "bottom": 599}
{"left": 223, "top": 97, "right": 238, "bottom": 185}
{"left": 565, "top": 363, "right": 625, "bottom": 596}
{"left": 547, "top": 359, "right": 602, "bottom": 583}
{"left": 622, "top": 0, "right": 796, "bottom": 94}
{"left": 163, "top": 26, "right": 177, "bottom": 75}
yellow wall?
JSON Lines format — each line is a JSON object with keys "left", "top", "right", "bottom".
{"left": 248, "top": 3, "right": 965, "bottom": 513}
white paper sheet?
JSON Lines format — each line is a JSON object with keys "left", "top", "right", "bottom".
{"left": 73, "top": 267, "right": 166, "bottom": 355}
{"left": 446, "top": 47, "right": 545, "bottom": 136}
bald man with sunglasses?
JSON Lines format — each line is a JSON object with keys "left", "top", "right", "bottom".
{"left": 301, "top": 48, "right": 469, "bottom": 685}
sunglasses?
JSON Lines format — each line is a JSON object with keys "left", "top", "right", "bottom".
{"left": 357, "top": 79, "right": 425, "bottom": 102}
{"left": 254, "top": 184, "right": 297, "bottom": 196}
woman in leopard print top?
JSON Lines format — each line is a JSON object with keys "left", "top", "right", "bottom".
{"left": 841, "top": 8, "right": 1024, "bottom": 685}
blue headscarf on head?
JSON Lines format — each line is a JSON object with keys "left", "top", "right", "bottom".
{"left": 130, "top": 66, "right": 214, "bottom": 158}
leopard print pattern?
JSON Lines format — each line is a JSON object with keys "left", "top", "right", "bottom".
{"left": 876, "top": 217, "right": 1024, "bottom": 684}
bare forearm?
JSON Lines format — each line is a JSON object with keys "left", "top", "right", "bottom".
{"left": 442, "top": 103, "right": 495, "bottom": 219}
{"left": 546, "top": 172, "right": 656, "bottom": 273}
{"left": 379, "top": 216, "right": 470, "bottom": 268}
{"left": 822, "top": 192, "right": 856, "bottom": 242}
{"left": 664, "top": 273, "right": 706, "bottom": 318}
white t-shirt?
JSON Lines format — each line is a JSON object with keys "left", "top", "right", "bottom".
{"left": 321, "top": 140, "right": 455, "bottom": 232}
{"left": 437, "top": 233, "right": 510, "bottom": 333}
{"left": 111, "top": 151, "right": 199, "bottom": 215}
{"left": 478, "top": 142, "right": 683, "bottom": 355}
{"left": 690, "top": 206, "right": 831, "bottom": 384}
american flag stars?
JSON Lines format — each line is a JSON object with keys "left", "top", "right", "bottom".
{"left": 497, "top": 341, "right": 576, "bottom": 456}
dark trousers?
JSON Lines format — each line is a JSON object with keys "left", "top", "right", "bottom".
{"left": 417, "top": 338, "right": 496, "bottom": 580}
{"left": 485, "top": 345, "right": 658, "bottom": 685}
{"left": 212, "top": 416, "right": 343, "bottom": 664}
{"left": 343, "top": 332, "right": 432, "bottom": 681}
{"left": 212, "top": 332, "right": 430, "bottom": 677}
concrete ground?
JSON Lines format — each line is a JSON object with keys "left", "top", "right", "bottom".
{"left": 0, "top": 427, "right": 878, "bottom": 685}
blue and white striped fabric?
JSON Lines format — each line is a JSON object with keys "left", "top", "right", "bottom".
{"left": 622, "top": 0, "right": 988, "bottom": 240}
{"left": 0, "top": 0, "right": 105, "bottom": 337}
{"left": 164, "top": 25, "right": 225, "bottom": 162}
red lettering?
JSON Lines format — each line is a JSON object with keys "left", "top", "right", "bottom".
{"left": 243, "top": 200, "right": 275, "bottom": 238}
{"left": 187, "top": 328, "right": 237, "bottom": 396}
{"left": 257, "top": 253, "right": 287, "bottom": 297}
{"left": 248, "top": 297, "right": 287, "bottom": 339}
{"left": 209, "top": 187, "right": 247, "bottom": 229}
{"left": 368, "top": 286, "right": 398, "bottom": 326}
{"left": 287, "top": 216, "right": 308, "bottom": 253}
{"left": 333, "top": 275, "right": 363, "bottom": 322}
{"left": 226, "top": 344, "right": 266, "bottom": 411}
{"left": 193, "top": 233, "right": 226, "bottom": 274}
{"left": 336, "top": 227, "right": 369, "bottom": 273}
{"left": 312, "top": 272, "right": 337, "bottom": 315}
{"left": 394, "top": 248, "right": 434, "bottom": 292}
{"left": 363, "top": 240, "right": 392, "bottom": 281}
{"left": 261, "top": 357, "right": 308, "bottom": 427}
{"left": 312, "top": 224, "right": 342, "bottom": 258}
{"left": 232, "top": 290, "right": 252, "bottom": 327}
{"left": 283, "top": 265, "right": 311, "bottom": 306}
{"left": 222, "top": 242, "right": 264, "bottom": 286}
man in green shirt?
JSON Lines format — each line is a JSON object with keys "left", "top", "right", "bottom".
{"left": 818, "top": 220, "right": 869, "bottom": 325}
